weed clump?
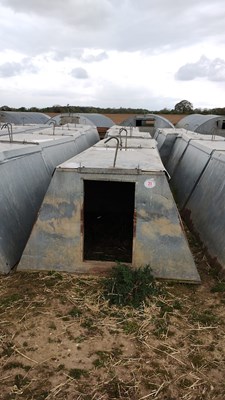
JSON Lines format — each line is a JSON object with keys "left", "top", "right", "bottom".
{"left": 103, "top": 263, "right": 159, "bottom": 308}
{"left": 69, "top": 368, "right": 89, "bottom": 379}
{"left": 211, "top": 282, "right": 225, "bottom": 293}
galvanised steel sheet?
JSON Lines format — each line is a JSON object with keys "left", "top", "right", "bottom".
{"left": 154, "top": 128, "right": 183, "bottom": 165}
{"left": 176, "top": 114, "right": 225, "bottom": 137}
{"left": 0, "top": 149, "right": 50, "bottom": 273}
{"left": 51, "top": 113, "right": 114, "bottom": 128}
{"left": 0, "top": 111, "right": 50, "bottom": 125}
{"left": 170, "top": 140, "right": 225, "bottom": 209}
{"left": 183, "top": 151, "right": 225, "bottom": 270}
{"left": 165, "top": 131, "right": 224, "bottom": 177}
{"left": 19, "top": 141, "right": 200, "bottom": 283}
{"left": 0, "top": 125, "right": 99, "bottom": 274}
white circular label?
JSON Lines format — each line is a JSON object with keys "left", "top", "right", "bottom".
{"left": 144, "top": 178, "right": 156, "bottom": 189}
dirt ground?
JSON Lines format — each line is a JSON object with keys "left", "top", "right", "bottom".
{"left": 104, "top": 114, "right": 184, "bottom": 126}
{"left": 0, "top": 229, "right": 225, "bottom": 400}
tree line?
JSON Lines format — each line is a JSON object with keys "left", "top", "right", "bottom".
{"left": 1, "top": 100, "right": 225, "bottom": 115}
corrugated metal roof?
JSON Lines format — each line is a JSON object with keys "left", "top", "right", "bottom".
{"left": 176, "top": 114, "right": 223, "bottom": 131}
{"left": 50, "top": 113, "right": 114, "bottom": 128}
{"left": 121, "top": 114, "right": 174, "bottom": 128}
{"left": 0, "top": 111, "right": 50, "bottom": 125}
{"left": 78, "top": 113, "right": 114, "bottom": 128}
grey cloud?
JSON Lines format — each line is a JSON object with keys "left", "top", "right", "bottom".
{"left": 0, "top": 0, "right": 113, "bottom": 28}
{"left": 52, "top": 49, "right": 83, "bottom": 61}
{"left": 70, "top": 67, "right": 89, "bottom": 79}
{"left": 0, "top": 58, "right": 38, "bottom": 77}
{"left": 209, "top": 58, "right": 225, "bottom": 81}
{"left": 0, "top": 62, "right": 23, "bottom": 77}
{"left": 175, "top": 56, "right": 225, "bottom": 82}
{"left": 51, "top": 49, "right": 108, "bottom": 63}
{"left": 1, "top": 0, "right": 225, "bottom": 56}
{"left": 81, "top": 51, "right": 108, "bottom": 63}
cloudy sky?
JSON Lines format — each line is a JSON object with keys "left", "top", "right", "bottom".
{"left": 0, "top": 0, "right": 225, "bottom": 110}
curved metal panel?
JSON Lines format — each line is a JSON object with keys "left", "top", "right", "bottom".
{"left": 184, "top": 151, "right": 225, "bottom": 269}
{"left": 0, "top": 125, "right": 99, "bottom": 274}
{"left": 0, "top": 111, "right": 50, "bottom": 125}
{"left": 176, "top": 114, "right": 225, "bottom": 136}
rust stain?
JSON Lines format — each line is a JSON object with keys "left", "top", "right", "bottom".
{"left": 133, "top": 208, "right": 137, "bottom": 238}
{"left": 178, "top": 213, "right": 186, "bottom": 235}
{"left": 80, "top": 203, "right": 84, "bottom": 236}
{"left": 138, "top": 209, "right": 149, "bottom": 219}
{"left": 141, "top": 217, "right": 182, "bottom": 239}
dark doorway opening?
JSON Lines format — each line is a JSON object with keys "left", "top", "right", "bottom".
{"left": 83, "top": 180, "right": 135, "bottom": 262}
{"left": 136, "top": 119, "right": 142, "bottom": 126}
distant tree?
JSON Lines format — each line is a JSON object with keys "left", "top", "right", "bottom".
{"left": 159, "top": 107, "right": 171, "bottom": 114}
{"left": 211, "top": 107, "right": 225, "bottom": 115}
{"left": 0, "top": 105, "right": 11, "bottom": 111}
{"left": 51, "top": 105, "right": 63, "bottom": 113}
{"left": 28, "top": 106, "right": 39, "bottom": 112}
{"left": 174, "top": 100, "right": 193, "bottom": 114}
